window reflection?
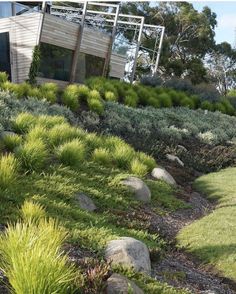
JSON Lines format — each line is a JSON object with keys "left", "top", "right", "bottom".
{"left": 38, "top": 43, "right": 73, "bottom": 81}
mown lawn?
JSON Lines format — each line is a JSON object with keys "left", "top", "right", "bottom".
{"left": 177, "top": 167, "right": 236, "bottom": 280}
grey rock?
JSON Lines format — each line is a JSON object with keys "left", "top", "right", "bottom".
{"left": 74, "top": 193, "right": 97, "bottom": 212}
{"left": 105, "top": 237, "right": 151, "bottom": 275}
{"left": 121, "top": 177, "right": 151, "bottom": 203}
{"left": 166, "top": 154, "right": 184, "bottom": 167}
{"left": 151, "top": 168, "right": 176, "bottom": 186}
{"left": 107, "top": 273, "right": 144, "bottom": 294}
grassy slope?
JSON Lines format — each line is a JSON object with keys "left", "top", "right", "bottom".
{"left": 0, "top": 115, "right": 189, "bottom": 293}
{"left": 177, "top": 167, "right": 236, "bottom": 280}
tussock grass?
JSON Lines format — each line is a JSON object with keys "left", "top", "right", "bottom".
{"left": 16, "top": 139, "right": 48, "bottom": 172}
{"left": 112, "top": 144, "right": 134, "bottom": 169}
{"left": 92, "top": 148, "right": 112, "bottom": 166}
{"left": 130, "top": 158, "right": 148, "bottom": 176}
{"left": 26, "top": 125, "right": 48, "bottom": 143}
{"left": 62, "top": 85, "right": 79, "bottom": 111}
{"left": 56, "top": 139, "right": 85, "bottom": 167}
{"left": 0, "top": 154, "right": 18, "bottom": 188}
{"left": 48, "top": 123, "right": 81, "bottom": 146}
{"left": 21, "top": 200, "right": 46, "bottom": 223}
{"left": 87, "top": 97, "right": 104, "bottom": 114}
{"left": 0, "top": 218, "right": 75, "bottom": 294}
{"left": 13, "top": 113, "right": 36, "bottom": 134}
{"left": 2, "top": 133, "right": 22, "bottom": 152}
{"left": 137, "top": 152, "right": 156, "bottom": 172}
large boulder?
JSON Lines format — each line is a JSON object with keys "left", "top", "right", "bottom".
{"left": 166, "top": 154, "right": 184, "bottom": 167}
{"left": 151, "top": 168, "right": 176, "bottom": 186}
{"left": 121, "top": 177, "right": 151, "bottom": 203}
{"left": 105, "top": 237, "right": 151, "bottom": 275}
{"left": 107, "top": 273, "right": 144, "bottom": 294}
{"left": 74, "top": 193, "right": 97, "bottom": 212}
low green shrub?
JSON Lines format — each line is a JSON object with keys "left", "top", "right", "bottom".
{"left": 21, "top": 200, "right": 46, "bottom": 223}
{"left": 26, "top": 125, "right": 48, "bottom": 144}
{"left": 92, "top": 147, "right": 112, "bottom": 166}
{"left": 130, "top": 158, "right": 148, "bottom": 176}
{"left": 0, "top": 154, "right": 18, "bottom": 189}
{"left": 0, "top": 218, "right": 75, "bottom": 293}
{"left": 62, "top": 85, "right": 79, "bottom": 111}
{"left": 16, "top": 139, "right": 48, "bottom": 172}
{"left": 112, "top": 144, "right": 134, "bottom": 169}
{"left": 148, "top": 97, "right": 160, "bottom": 108}
{"left": 0, "top": 72, "right": 8, "bottom": 84}
{"left": 88, "top": 89, "right": 101, "bottom": 101}
{"left": 27, "top": 87, "right": 42, "bottom": 99}
{"left": 200, "top": 100, "right": 214, "bottom": 111}
{"left": 124, "top": 89, "right": 139, "bottom": 108}
{"left": 37, "top": 115, "right": 67, "bottom": 129}
{"left": 56, "top": 139, "right": 85, "bottom": 167}
{"left": 48, "top": 123, "right": 80, "bottom": 146}
{"left": 137, "top": 152, "right": 156, "bottom": 171}
{"left": 77, "top": 85, "right": 90, "bottom": 101}
{"left": 104, "top": 91, "right": 117, "bottom": 102}
{"left": 87, "top": 97, "right": 104, "bottom": 114}
{"left": 158, "top": 93, "right": 172, "bottom": 107}
{"left": 179, "top": 96, "right": 195, "bottom": 109}
{"left": 2, "top": 133, "right": 22, "bottom": 152}
{"left": 11, "top": 82, "right": 31, "bottom": 99}
{"left": 41, "top": 90, "right": 57, "bottom": 104}
{"left": 40, "top": 82, "right": 58, "bottom": 94}
{"left": 13, "top": 113, "right": 37, "bottom": 134}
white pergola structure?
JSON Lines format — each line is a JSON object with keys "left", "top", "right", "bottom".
{"left": 51, "top": 1, "right": 165, "bottom": 83}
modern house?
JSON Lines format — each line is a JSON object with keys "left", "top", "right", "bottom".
{"left": 0, "top": 1, "right": 164, "bottom": 86}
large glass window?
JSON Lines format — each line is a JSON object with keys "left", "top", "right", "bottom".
{"left": 0, "top": 32, "right": 11, "bottom": 80}
{"left": 38, "top": 43, "right": 73, "bottom": 81}
{"left": 0, "top": 2, "right": 12, "bottom": 18}
{"left": 75, "top": 53, "right": 105, "bottom": 83}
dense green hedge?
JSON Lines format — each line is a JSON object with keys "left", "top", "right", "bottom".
{"left": 86, "top": 77, "right": 236, "bottom": 116}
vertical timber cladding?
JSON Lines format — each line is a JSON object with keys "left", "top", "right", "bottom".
{"left": 0, "top": 13, "right": 43, "bottom": 83}
{"left": 40, "top": 14, "right": 126, "bottom": 79}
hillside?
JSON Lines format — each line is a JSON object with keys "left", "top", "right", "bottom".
{"left": 0, "top": 73, "right": 236, "bottom": 293}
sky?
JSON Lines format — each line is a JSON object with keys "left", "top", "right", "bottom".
{"left": 191, "top": 1, "right": 236, "bottom": 46}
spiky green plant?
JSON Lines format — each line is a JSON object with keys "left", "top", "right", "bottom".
{"left": 16, "top": 139, "right": 48, "bottom": 172}
{"left": 56, "top": 139, "right": 85, "bottom": 167}
{"left": 87, "top": 98, "right": 104, "bottom": 114}
{"left": 13, "top": 113, "right": 37, "bottom": 134}
{"left": 112, "top": 144, "right": 134, "bottom": 169}
{"left": 37, "top": 115, "right": 67, "bottom": 129}
{"left": 40, "top": 82, "right": 58, "bottom": 94}
{"left": 2, "top": 133, "right": 22, "bottom": 152}
{"left": 26, "top": 125, "right": 48, "bottom": 144}
{"left": 92, "top": 148, "right": 112, "bottom": 166}
{"left": 0, "top": 154, "right": 18, "bottom": 189}
{"left": 77, "top": 85, "right": 90, "bottom": 102}
{"left": 0, "top": 218, "right": 75, "bottom": 294}
{"left": 0, "top": 72, "right": 8, "bottom": 84}
{"left": 137, "top": 152, "right": 156, "bottom": 172}
{"left": 48, "top": 123, "right": 82, "bottom": 146}
{"left": 21, "top": 200, "right": 46, "bottom": 223}
{"left": 104, "top": 91, "right": 117, "bottom": 102}
{"left": 130, "top": 158, "right": 148, "bottom": 176}
{"left": 62, "top": 85, "right": 79, "bottom": 111}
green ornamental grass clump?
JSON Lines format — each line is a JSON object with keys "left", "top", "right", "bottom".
{"left": 0, "top": 71, "right": 8, "bottom": 84}
{"left": 13, "top": 113, "right": 37, "bottom": 134}
{"left": 27, "top": 87, "right": 42, "bottom": 99}
{"left": 130, "top": 158, "right": 148, "bottom": 176}
{"left": 62, "top": 85, "right": 79, "bottom": 111}
{"left": 21, "top": 200, "right": 46, "bottom": 223}
{"left": 77, "top": 85, "right": 90, "bottom": 101}
{"left": 87, "top": 97, "right": 104, "bottom": 114}
{"left": 137, "top": 152, "right": 156, "bottom": 172}
{"left": 104, "top": 91, "right": 117, "bottom": 102}
{"left": 48, "top": 123, "right": 81, "bottom": 146}
{"left": 2, "top": 133, "right": 22, "bottom": 152}
{"left": 0, "top": 154, "right": 18, "bottom": 189}
{"left": 26, "top": 125, "right": 48, "bottom": 144}
{"left": 0, "top": 218, "right": 75, "bottom": 294}
{"left": 92, "top": 147, "right": 112, "bottom": 166}
{"left": 16, "top": 139, "right": 48, "bottom": 172}
{"left": 56, "top": 139, "right": 85, "bottom": 167}
{"left": 112, "top": 144, "right": 134, "bottom": 169}
{"left": 37, "top": 115, "right": 67, "bottom": 129}
{"left": 158, "top": 93, "right": 173, "bottom": 108}
{"left": 124, "top": 89, "right": 139, "bottom": 108}
{"left": 40, "top": 82, "right": 58, "bottom": 94}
